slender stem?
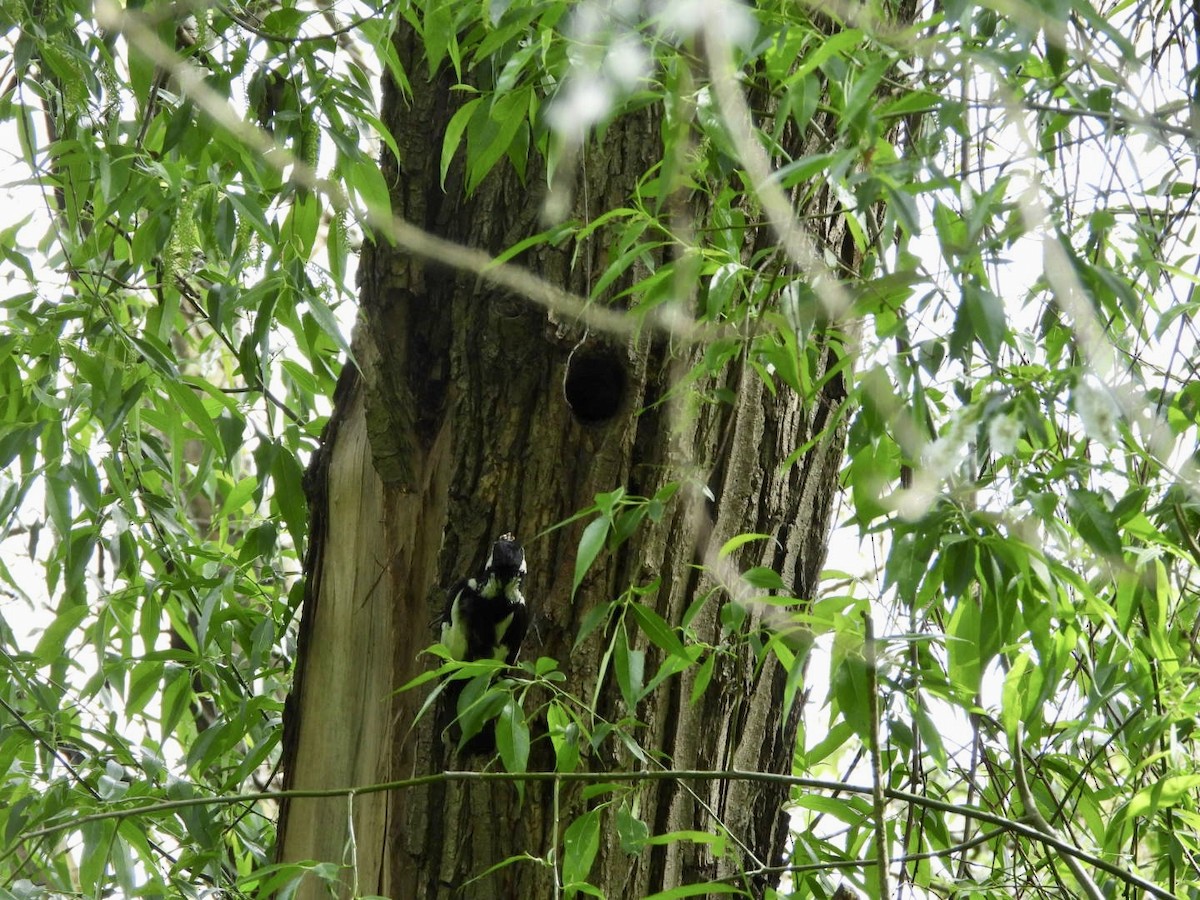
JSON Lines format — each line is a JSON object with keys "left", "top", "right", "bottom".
{"left": 345, "top": 790, "right": 359, "bottom": 898}
{"left": 1012, "top": 726, "right": 1104, "bottom": 900}
{"left": 864, "top": 613, "right": 891, "bottom": 899}
{"left": 552, "top": 777, "right": 561, "bottom": 900}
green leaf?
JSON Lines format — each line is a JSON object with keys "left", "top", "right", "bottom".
{"left": 690, "top": 653, "right": 715, "bottom": 705}
{"left": 800, "top": 719, "right": 855, "bottom": 768}
{"left": 1121, "top": 775, "right": 1200, "bottom": 821}
{"left": 573, "top": 517, "right": 610, "bottom": 598}
{"left": 561, "top": 808, "right": 601, "bottom": 889}
{"left": 126, "top": 660, "right": 164, "bottom": 719}
{"left": 718, "top": 532, "right": 773, "bottom": 558}
{"left": 964, "top": 283, "right": 1007, "bottom": 359}
{"left": 793, "top": 29, "right": 865, "bottom": 79}
{"left": 262, "top": 7, "right": 306, "bottom": 34}
{"left": 466, "top": 88, "right": 529, "bottom": 194}
{"left": 643, "top": 830, "right": 726, "bottom": 853}
{"left": 593, "top": 487, "right": 626, "bottom": 517}
{"left": 496, "top": 698, "right": 529, "bottom": 797}
{"left": 441, "top": 97, "right": 481, "bottom": 188}
{"left": 1000, "top": 651, "right": 1033, "bottom": 737}
{"left": 574, "top": 601, "right": 613, "bottom": 650}
{"left": 548, "top": 701, "right": 581, "bottom": 774}
{"left": 78, "top": 820, "right": 117, "bottom": 893}
{"left": 742, "top": 567, "right": 786, "bottom": 591}
{"left": 348, "top": 158, "right": 392, "bottom": 220}
{"left": 32, "top": 603, "right": 88, "bottom": 664}
{"left": 162, "top": 380, "right": 223, "bottom": 450}
{"left": 455, "top": 676, "right": 506, "bottom": 747}
{"left": 946, "top": 597, "right": 982, "bottom": 697}
{"left": 831, "top": 653, "right": 872, "bottom": 740}
{"left": 226, "top": 189, "right": 275, "bottom": 240}
{"left": 303, "top": 292, "right": 353, "bottom": 361}
{"left": 271, "top": 446, "right": 308, "bottom": 552}
{"left": 281, "top": 191, "right": 321, "bottom": 258}
{"left": 616, "top": 802, "right": 650, "bottom": 854}
{"left": 1067, "top": 488, "right": 1122, "bottom": 558}
{"left": 644, "top": 884, "right": 742, "bottom": 899}
{"left": 327, "top": 211, "right": 347, "bottom": 286}
{"left": 614, "top": 628, "right": 645, "bottom": 708}
{"left": 422, "top": 3, "right": 453, "bottom": 74}
{"left": 630, "top": 603, "right": 686, "bottom": 659}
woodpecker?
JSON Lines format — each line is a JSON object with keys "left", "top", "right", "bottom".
{"left": 440, "top": 533, "right": 529, "bottom": 665}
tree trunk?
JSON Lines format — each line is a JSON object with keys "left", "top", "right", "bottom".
{"left": 277, "top": 19, "right": 858, "bottom": 900}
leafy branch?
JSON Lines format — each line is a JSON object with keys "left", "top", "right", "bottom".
{"left": 6, "top": 767, "right": 1174, "bottom": 898}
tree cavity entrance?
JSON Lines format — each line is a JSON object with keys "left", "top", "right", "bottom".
{"left": 564, "top": 348, "right": 626, "bottom": 425}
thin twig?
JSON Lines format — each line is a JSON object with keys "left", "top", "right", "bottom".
{"left": 552, "top": 776, "right": 562, "bottom": 900}
{"left": 863, "top": 613, "right": 891, "bottom": 898}
{"left": 1011, "top": 726, "right": 1105, "bottom": 900}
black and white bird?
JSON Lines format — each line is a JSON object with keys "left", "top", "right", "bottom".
{"left": 439, "top": 533, "right": 529, "bottom": 665}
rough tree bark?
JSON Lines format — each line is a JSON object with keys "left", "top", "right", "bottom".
{"left": 276, "top": 16, "right": 873, "bottom": 900}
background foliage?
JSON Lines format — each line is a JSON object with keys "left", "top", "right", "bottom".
{"left": 0, "top": 0, "right": 1198, "bottom": 897}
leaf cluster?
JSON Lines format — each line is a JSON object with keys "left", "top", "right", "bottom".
{"left": 1, "top": 0, "right": 1198, "bottom": 897}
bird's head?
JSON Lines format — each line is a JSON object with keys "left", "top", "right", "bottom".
{"left": 480, "top": 532, "right": 526, "bottom": 599}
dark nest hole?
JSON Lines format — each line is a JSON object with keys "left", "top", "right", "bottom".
{"left": 564, "top": 348, "right": 626, "bottom": 425}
